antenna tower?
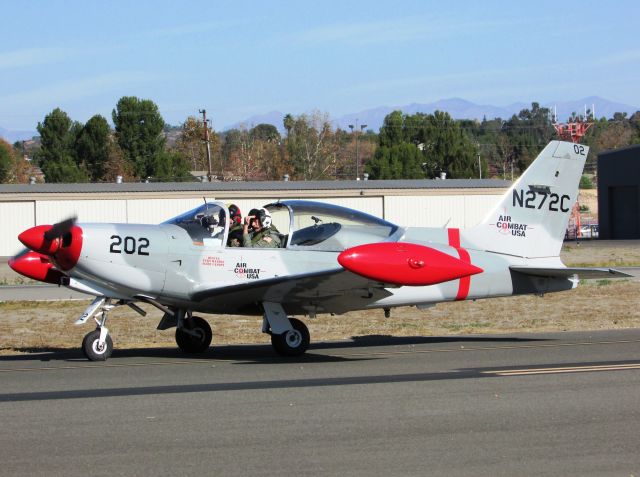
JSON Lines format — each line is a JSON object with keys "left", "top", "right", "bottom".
{"left": 552, "top": 104, "right": 594, "bottom": 143}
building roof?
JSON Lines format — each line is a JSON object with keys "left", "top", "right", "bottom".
{"left": 598, "top": 143, "right": 640, "bottom": 157}
{"left": 0, "top": 178, "right": 510, "bottom": 195}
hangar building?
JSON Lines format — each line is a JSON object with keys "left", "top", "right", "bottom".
{"left": 598, "top": 144, "right": 640, "bottom": 239}
{"left": 0, "top": 179, "right": 510, "bottom": 256}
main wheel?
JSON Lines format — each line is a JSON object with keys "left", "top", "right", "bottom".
{"left": 271, "top": 318, "right": 310, "bottom": 356}
{"left": 175, "top": 316, "right": 212, "bottom": 354}
{"left": 82, "top": 329, "right": 113, "bottom": 361}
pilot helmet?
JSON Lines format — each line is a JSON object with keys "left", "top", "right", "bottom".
{"left": 248, "top": 208, "right": 271, "bottom": 228}
{"left": 259, "top": 208, "right": 272, "bottom": 228}
{"left": 227, "top": 203, "right": 242, "bottom": 225}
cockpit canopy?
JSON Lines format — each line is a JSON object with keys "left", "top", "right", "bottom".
{"left": 163, "top": 202, "right": 228, "bottom": 247}
{"left": 163, "top": 200, "right": 401, "bottom": 251}
{"left": 265, "top": 200, "right": 400, "bottom": 251}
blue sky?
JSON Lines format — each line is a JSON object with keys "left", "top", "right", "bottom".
{"left": 1, "top": 0, "right": 639, "bottom": 131}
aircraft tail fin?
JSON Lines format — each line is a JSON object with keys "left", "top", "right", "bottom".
{"left": 463, "top": 141, "right": 588, "bottom": 258}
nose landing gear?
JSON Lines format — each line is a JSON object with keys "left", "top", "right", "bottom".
{"left": 82, "top": 328, "right": 113, "bottom": 361}
{"left": 78, "top": 297, "right": 115, "bottom": 361}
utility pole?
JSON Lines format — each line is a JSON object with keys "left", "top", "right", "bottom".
{"left": 199, "top": 109, "right": 213, "bottom": 181}
{"left": 348, "top": 120, "right": 367, "bottom": 179}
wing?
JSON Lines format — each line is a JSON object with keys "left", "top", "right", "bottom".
{"left": 510, "top": 266, "right": 632, "bottom": 279}
{"left": 189, "top": 267, "right": 395, "bottom": 315}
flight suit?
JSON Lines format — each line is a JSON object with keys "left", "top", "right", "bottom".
{"left": 243, "top": 228, "right": 282, "bottom": 248}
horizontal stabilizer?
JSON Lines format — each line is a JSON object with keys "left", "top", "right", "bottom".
{"left": 510, "top": 266, "right": 632, "bottom": 279}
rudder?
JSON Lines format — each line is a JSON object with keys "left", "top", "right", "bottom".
{"left": 463, "top": 141, "right": 588, "bottom": 258}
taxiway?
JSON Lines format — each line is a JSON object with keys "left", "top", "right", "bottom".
{"left": 0, "top": 329, "right": 639, "bottom": 475}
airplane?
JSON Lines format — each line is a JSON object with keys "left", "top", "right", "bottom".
{"left": 8, "top": 140, "right": 630, "bottom": 361}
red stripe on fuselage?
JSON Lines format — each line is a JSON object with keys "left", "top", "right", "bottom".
{"left": 447, "top": 228, "right": 471, "bottom": 301}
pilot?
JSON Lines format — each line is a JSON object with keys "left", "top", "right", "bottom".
{"left": 243, "top": 208, "right": 282, "bottom": 248}
{"left": 227, "top": 203, "right": 244, "bottom": 247}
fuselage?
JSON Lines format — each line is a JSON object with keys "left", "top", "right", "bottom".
{"left": 65, "top": 222, "right": 574, "bottom": 316}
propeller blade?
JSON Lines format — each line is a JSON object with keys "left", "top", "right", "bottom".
{"left": 43, "top": 216, "right": 77, "bottom": 241}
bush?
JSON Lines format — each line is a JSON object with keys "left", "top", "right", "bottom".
{"left": 580, "top": 175, "right": 594, "bottom": 189}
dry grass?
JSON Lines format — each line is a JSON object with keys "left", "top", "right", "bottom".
{"left": 561, "top": 242, "right": 640, "bottom": 267}
{"left": 1, "top": 280, "right": 639, "bottom": 355}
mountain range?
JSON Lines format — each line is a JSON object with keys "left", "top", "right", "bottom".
{"left": 1, "top": 96, "right": 638, "bottom": 142}
{"left": 226, "top": 96, "right": 639, "bottom": 134}
{"left": 0, "top": 126, "right": 39, "bottom": 143}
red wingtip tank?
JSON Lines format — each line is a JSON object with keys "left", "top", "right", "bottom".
{"left": 338, "top": 242, "right": 483, "bottom": 286}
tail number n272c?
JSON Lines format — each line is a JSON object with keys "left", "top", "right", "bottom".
{"left": 109, "top": 235, "right": 150, "bottom": 255}
{"left": 512, "top": 190, "right": 570, "bottom": 212}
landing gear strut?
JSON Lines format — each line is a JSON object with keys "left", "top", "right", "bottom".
{"left": 263, "top": 302, "right": 310, "bottom": 356}
{"left": 80, "top": 298, "right": 115, "bottom": 361}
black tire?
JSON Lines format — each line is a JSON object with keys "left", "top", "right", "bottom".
{"left": 82, "top": 329, "right": 113, "bottom": 361}
{"left": 175, "top": 316, "right": 212, "bottom": 354}
{"left": 271, "top": 318, "right": 310, "bottom": 356}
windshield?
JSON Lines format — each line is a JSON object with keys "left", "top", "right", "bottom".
{"left": 266, "top": 200, "right": 399, "bottom": 251}
{"left": 163, "top": 202, "right": 228, "bottom": 247}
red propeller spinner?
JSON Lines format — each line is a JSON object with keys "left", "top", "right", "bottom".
{"left": 16, "top": 217, "right": 83, "bottom": 272}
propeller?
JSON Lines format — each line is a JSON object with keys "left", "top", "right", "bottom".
{"left": 44, "top": 216, "right": 77, "bottom": 241}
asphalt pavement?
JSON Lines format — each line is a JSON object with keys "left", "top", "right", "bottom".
{"left": 1, "top": 329, "right": 639, "bottom": 476}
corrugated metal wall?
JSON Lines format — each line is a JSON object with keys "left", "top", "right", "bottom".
{"left": 383, "top": 195, "right": 500, "bottom": 228}
{"left": 1, "top": 201, "right": 35, "bottom": 257}
{"left": 1, "top": 193, "right": 502, "bottom": 255}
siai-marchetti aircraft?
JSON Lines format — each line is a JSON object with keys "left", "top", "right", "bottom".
{"left": 9, "top": 140, "right": 630, "bottom": 361}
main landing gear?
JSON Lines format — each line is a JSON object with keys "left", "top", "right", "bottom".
{"left": 262, "top": 302, "right": 310, "bottom": 356}
{"left": 174, "top": 312, "right": 212, "bottom": 354}
{"left": 75, "top": 297, "right": 309, "bottom": 361}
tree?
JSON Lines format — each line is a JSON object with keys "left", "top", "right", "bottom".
{"left": 76, "top": 114, "right": 110, "bottom": 181}
{"left": 250, "top": 123, "right": 281, "bottom": 143}
{"left": 173, "top": 116, "right": 222, "bottom": 175}
{"left": 0, "top": 139, "right": 13, "bottom": 182}
{"left": 367, "top": 143, "right": 423, "bottom": 179}
{"left": 503, "top": 102, "right": 555, "bottom": 171}
{"left": 284, "top": 111, "right": 335, "bottom": 180}
{"left": 378, "top": 110, "right": 405, "bottom": 147}
{"left": 36, "top": 108, "right": 88, "bottom": 182}
{"left": 112, "top": 96, "right": 165, "bottom": 179}
{"left": 368, "top": 110, "right": 479, "bottom": 179}
{"left": 151, "top": 150, "right": 192, "bottom": 181}
{"left": 102, "top": 138, "right": 135, "bottom": 182}
{"left": 420, "top": 111, "right": 479, "bottom": 178}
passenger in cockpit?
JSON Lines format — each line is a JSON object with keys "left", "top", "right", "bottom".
{"left": 227, "top": 204, "right": 244, "bottom": 247}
